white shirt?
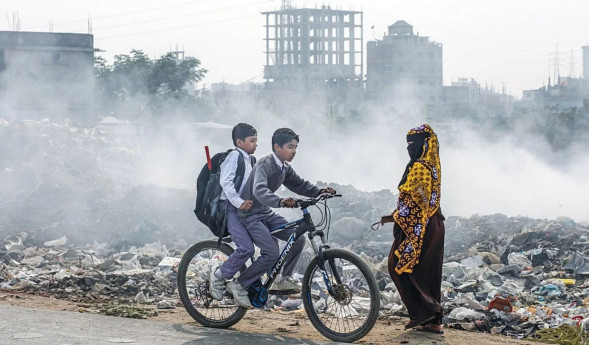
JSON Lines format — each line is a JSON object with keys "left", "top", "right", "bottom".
{"left": 220, "top": 148, "right": 253, "bottom": 209}
{"left": 272, "top": 153, "right": 288, "bottom": 173}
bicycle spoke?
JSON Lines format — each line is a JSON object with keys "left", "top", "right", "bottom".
{"left": 302, "top": 249, "right": 379, "bottom": 342}
{"left": 178, "top": 241, "right": 247, "bottom": 328}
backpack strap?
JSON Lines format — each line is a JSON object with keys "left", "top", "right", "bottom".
{"left": 233, "top": 149, "right": 250, "bottom": 192}
{"left": 217, "top": 206, "right": 228, "bottom": 248}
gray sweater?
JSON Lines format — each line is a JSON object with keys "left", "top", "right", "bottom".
{"left": 237, "top": 154, "right": 321, "bottom": 217}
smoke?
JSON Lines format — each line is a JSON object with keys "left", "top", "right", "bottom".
{"left": 442, "top": 126, "right": 588, "bottom": 221}
{"left": 124, "top": 88, "right": 589, "bottom": 224}
{"left": 96, "top": 89, "right": 589, "bottom": 224}
{"left": 1, "top": 46, "right": 588, "bottom": 247}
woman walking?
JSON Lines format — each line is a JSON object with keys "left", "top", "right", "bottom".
{"left": 381, "top": 124, "right": 445, "bottom": 334}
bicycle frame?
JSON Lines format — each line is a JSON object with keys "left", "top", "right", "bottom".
{"left": 263, "top": 205, "right": 342, "bottom": 295}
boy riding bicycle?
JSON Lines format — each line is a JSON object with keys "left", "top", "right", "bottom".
{"left": 232, "top": 128, "right": 335, "bottom": 308}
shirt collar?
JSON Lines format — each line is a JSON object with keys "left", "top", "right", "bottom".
{"left": 236, "top": 147, "right": 249, "bottom": 159}
{"left": 272, "top": 153, "right": 288, "bottom": 170}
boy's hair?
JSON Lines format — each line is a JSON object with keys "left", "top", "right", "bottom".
{"left": 272, "top": 128, "right": 299, "bottom": 151}
{"left": 232, "top": 123, "right": 257, "bottom": 146}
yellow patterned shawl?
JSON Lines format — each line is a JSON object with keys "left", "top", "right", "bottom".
{"left": 392, "top": 124, "right": 441, "bottom": 274}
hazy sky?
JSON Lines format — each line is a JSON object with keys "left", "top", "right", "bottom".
{"left": 5, "top": 0, "right": 589, "bottom": 98}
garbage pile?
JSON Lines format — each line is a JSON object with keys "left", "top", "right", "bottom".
{"left": 0, "top": 234, "right": 181, "bottom": 317}
{"left": 1, "top": 213, "right": 587, "bottom": 340}
{"left": 368, "top": 216, "right": 589, "bottom": 340}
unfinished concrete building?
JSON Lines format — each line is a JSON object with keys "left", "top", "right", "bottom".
{"left": 366, "top": 20, "right": 443, "bottom": 104}
{"left": 262, "top": 6, "right": 363, "bottom": 117}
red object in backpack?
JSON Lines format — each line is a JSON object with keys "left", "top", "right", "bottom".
{"left": 205, "top": 146, "right": 212, "bottom": 171}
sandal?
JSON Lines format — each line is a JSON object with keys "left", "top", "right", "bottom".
{"left": 404, "top": 315, "right": 436, "bottom": 330}
{"left": 415, "top": 325, "right": 444, "bottom": 334}
{"left": 404, "top": 319, "right": 418, "bottom": 329}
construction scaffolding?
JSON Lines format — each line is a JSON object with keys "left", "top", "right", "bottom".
{"left": 262, "top": 6, "right": 363, "bottom": 89}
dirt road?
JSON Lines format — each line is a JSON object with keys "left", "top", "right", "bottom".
{"left": 0, "top": 292, "right": 536, "bottom": 344}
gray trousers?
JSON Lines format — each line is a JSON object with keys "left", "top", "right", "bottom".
{"left": 237, "top": 211, "right": 306, "bottom": 289}
{"left": 218, "top": 200, "right": 254, "bottom": 280}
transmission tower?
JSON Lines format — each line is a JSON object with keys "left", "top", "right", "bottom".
{"left": 7, "top": 12, "right": 21, "bottom": 31}
{"left": 87, "top": 15, "right": 93, "bottom": 34}
{"left": 569, "top": 49, "right": 576, "bottom": 78}
{"left": 548, "top": 45, "right": 564, "bottom": 85}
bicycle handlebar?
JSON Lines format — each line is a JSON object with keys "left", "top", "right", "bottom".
{"left": 295, "top": 193, "right": 341, "bottom": 208}
{"left": 279, "top": 193, "right": 341, "bottom": 208}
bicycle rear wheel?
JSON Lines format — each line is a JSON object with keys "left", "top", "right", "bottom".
{"left": 302, "top": 248, "right": 380, "bottom": 342}
{"left": 177, "top": 240, "right": 247, "bottom": 328}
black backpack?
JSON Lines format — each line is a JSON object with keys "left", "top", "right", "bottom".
{"left": 194, "top": 148, "right": 255, "bottom": 238}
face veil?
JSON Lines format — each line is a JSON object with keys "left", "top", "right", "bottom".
{"left": 399, "top": 131, "right": 430, "bottom": 187}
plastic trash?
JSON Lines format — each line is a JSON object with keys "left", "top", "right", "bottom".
{"left": 448, "top": 307, "right": 485, "bottom": 321}
{"left": 553, "top": 278, "right": 575, "bottom": 286}
{"left": 532, "top": 284, "right": 561, "bottom": 297}
{"left": 507, "top": 252, "right": 532, "bottom": 271}
{"left": 488, "top": 297, "right": 513, "bottom": 313}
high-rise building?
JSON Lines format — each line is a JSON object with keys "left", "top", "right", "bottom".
{"left": 366, "top": 20, "right": 443, "bottom": 103}
{"left": 262, "top": 6, "right": 363, "bottom": 89}
{"left": 261, "top": 6, "right": 364, "bottom": 118}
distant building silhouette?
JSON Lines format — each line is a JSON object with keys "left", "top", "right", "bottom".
{"left": 0, "top": 31, "right": 96, "bottom": 122}
{"left": 366, "top": 21, "right": 443, "bottom": 103}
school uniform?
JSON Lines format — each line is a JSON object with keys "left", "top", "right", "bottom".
{"left": 236, "top": 153, "right": 321, "bottom": 289}
{"left": 217, "top": 147, "right": 255, "bottom": 280}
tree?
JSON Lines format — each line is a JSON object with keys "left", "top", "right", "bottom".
{"left": 94, "top": 50, "right": 208, "bottom": 119}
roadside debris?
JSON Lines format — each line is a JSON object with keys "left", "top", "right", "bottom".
{"left": 1, "top": 214, "right": 587, "bottom": 338}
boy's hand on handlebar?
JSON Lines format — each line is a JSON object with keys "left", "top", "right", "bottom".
{"left": 239, "top": 200, "right": 254, "bottom": 210}
{"left": 280, "top": 197, "right": 296, "bottom": 208}
{"left": 320, "top": 187, "right": 337, "bottom": 195}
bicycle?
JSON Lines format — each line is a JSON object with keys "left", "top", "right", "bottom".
{"left": 177, "top": 193, "right": 380, "bottom": 343}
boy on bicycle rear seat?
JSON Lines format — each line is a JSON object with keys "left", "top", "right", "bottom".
{"left": 235, "top": 128, "right": 336, "bottom": 306}
{"left": 208, "top": 123, "right": 257, "bottom": 308}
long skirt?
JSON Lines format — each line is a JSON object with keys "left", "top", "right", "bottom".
{"left": 388, "top": 211, "right": 445, "bottom": 325}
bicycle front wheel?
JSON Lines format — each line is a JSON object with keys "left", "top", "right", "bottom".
{"left": 177, "top": 240, "right": 247, "bottom": 328}
{"left": 302, "top": 248, "right": 380, "bottom": 342}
